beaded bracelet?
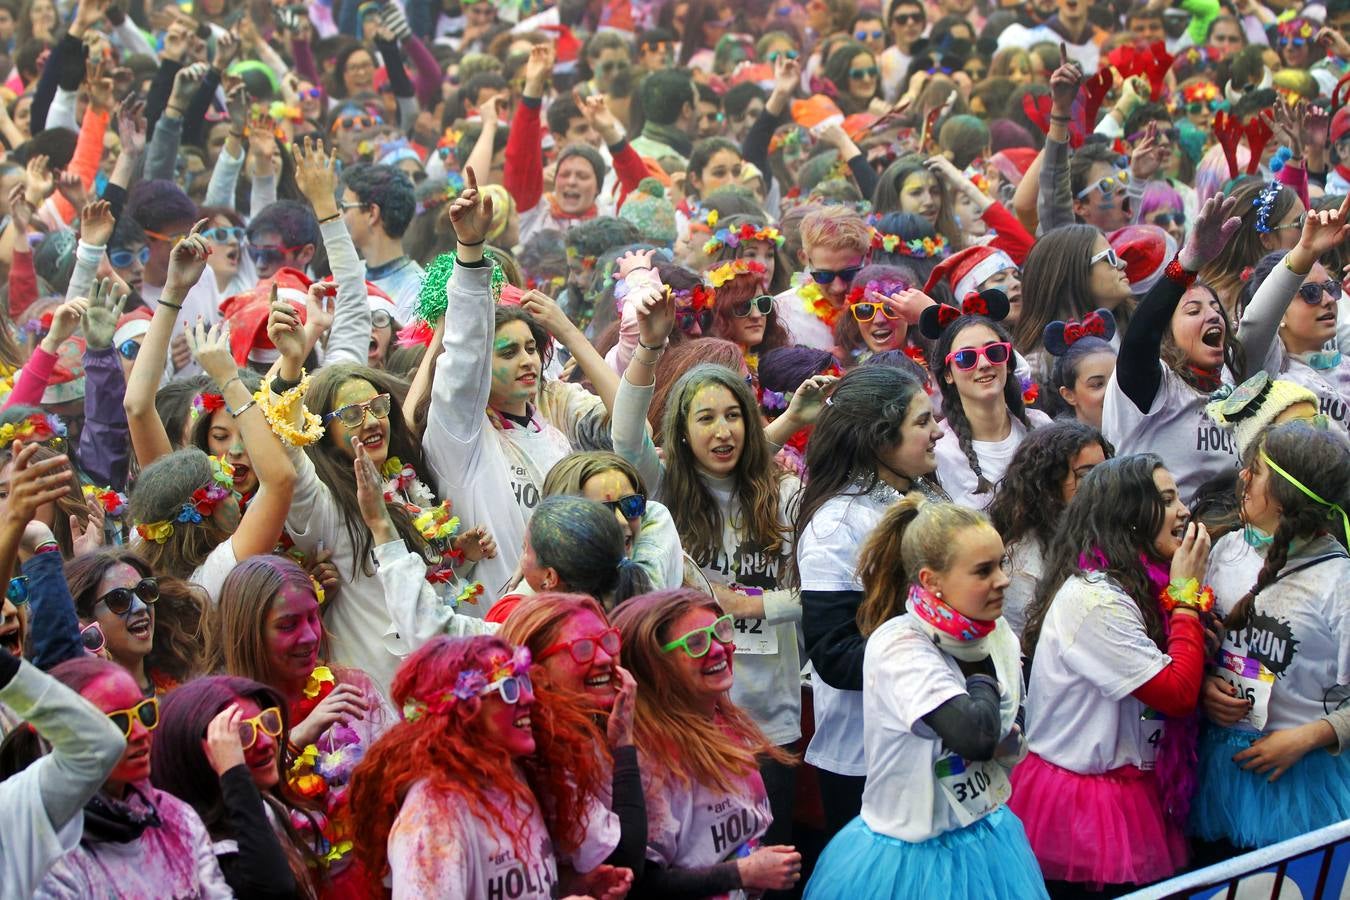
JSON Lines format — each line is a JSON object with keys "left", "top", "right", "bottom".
{"left": 1160, "top": 577, "right": 1216, "bottom": 614}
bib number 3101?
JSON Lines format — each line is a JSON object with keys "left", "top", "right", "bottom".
{"left": 934, "top": 753, "right": 1011, "bottom": 826}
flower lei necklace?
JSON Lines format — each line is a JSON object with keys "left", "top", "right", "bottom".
{"left": 379, "top": 458, "right": 484, "bottom": 603}
{"left": 286, "top": 665, "right": 362, "bottom": 865}
{"left": 380, "top": 456, "right": 436, "bottom": 509}
{"left": 83, "top": 485, "right": 128, "bottom": 518}
{"left": 793, "top": 275, "right": 844, "bottom": 330}
{"left": 134, "top": 457, "right": 235, "bottom": 544}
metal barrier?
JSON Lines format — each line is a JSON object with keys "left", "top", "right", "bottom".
{"left": 1123, "top": 820, "right": 1350, "bottom": 900}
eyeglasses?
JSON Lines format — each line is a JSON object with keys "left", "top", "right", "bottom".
{"left": 1276, "top": 36, "right": 1307, "bottom": 47}
{"left": 202, "top": 226, "right": 245, "bottom": 243}
{"left": 1269, "top": 212, "right": 1306, "bottom": 232}
{"left": 891, "top": 11, "right": 924, "bottom": 24}
{"left": 118, "top": 339, "right": 142, "bottom": 360}
{"left": 849, "top": 66, "right": 879, "bottom": 80}
{"left": 142, "top": 227, "right": 188, "bottom": 244}
{"left": 299, "top": 87, "right": 322, "bottom": 99}
{"left": 1127, "top": 127, "right": 1179, "bottom": 144}
{"left": 1089, "top": 247, "right": 1125, "bottom": 270}
{"left": 479, "top": 671, "right": 533, "bottom": 704}
{"left": 371, "top": 310, "right": 392, "bottom": 329}
{"left": 945, "top": 341, "right": 1012, "bottom": 370}
{"left": 850, "top": 300, "right": 901, "bottom": 323}
{"left": 677, "top": 309, "right": 714, "bottom": 332}
{"left": 1297, "top": 281, "right": 1342, "bottom": 304}
{"left": 95, "top": 578, "right": 159, "bottom": 620}
{"left": 246, "top": 243, "right": 306, "bottom": 267}
{"left": 324, "top": 392, "right": 392, "bottom": 426}
{"left": 766, "top": 49, "right": 799, "bottom": 62}
{"left": 663, "top": 613, "right": 736, "bottom": 658}
{"left": 538, "top": 627, "right": 621, "bottom": 665}
{"left": 331, "top": 114, "right": 381, "bottom": 132}
{"left": 1151, "top": 211, "right": 1185, "bottom": 228}
{"left": 1075, "top": 170, "right": 1130, "bottom": 200}
{"left": 732, "top": 295, "right": 774, "bottom": 317}
{"left": 809, "top": 265, "right": 862, "bottom": 285}
{"left": 601, "top": 493, "right": 647, "bottom": 520}
{"left": 6, "top": 575, "right": 26, "bottom": 606}
{"left": 107, "top": 696, "right": 159, "bottom": 737}
{"left": 854, "top": 28, "right": 883, "bottom": 40}
{"left": 109, "top": 246, "right": 150, "bottom": 268}
{"left": 237, "top": 706, "right": 284, "bottom": 750}
{"left": 80, "top": 621, "right": 106, "bottom": 654}
{"left": 338, "top": 200, "right": 370, "bottom": 212}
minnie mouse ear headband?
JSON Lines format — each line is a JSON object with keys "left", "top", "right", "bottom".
{"left": 1205, "top": 370, "right": 1318, "bottom": 458}
{"left": 1043, "top": 309, "right": 1117, "bottom": 357}
{"left": 918, "top": 289, "right": 1009, "bottom": 340}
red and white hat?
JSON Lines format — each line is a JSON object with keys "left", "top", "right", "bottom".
{"left": 1331, "top": 107, "right": 1350, "bottom": 146}
{"left": 219, "top": 268, "right": 310, "bottom": 366}
{"left": 1109, "top": 224, "right": 1176, "bottom": 296}
{"left": 112, "top": 308, "right": 152, "bottom": 349}
{"left": 923, "top": 245, "right": 1017, "bottom": 299}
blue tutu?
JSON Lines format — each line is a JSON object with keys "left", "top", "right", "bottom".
{"left": 803, "top": 807, "right": 1049, "bottom": 900}
{"left": 1189, "top": 725, "right": 1350, "bottom": 849}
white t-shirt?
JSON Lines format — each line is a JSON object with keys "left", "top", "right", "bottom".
{"left": 797, "top": 484, "right": 900, "bottom": 776}
{"left": 387, "top": 780, "right": 558, "bottom": 900}
{"left": 0, "top": 762, "right": 82, "bottom": 899}
{"left": 1101, "top": 365, "right": 1239, "bottom": 504}
{"left": 1206, "top": 532, "right": 1350, "bottom": 735}
{"left": 934, "top": 410, "right": 1052, "bottom": 511}
{"left": 860, "top": 615, "right": 1023, "bottom": 842}
{"left": 1025, "top": 573, "right": 1170, "bottom": 774}
{"left": 188, "top": 539, "right": 238, "bottom": 603}
{"left": 1282, "top": 356, "right": 1350, "bottom": 436}
{"left": 642, "top": 754, "right": 772, "bottom": 878}
{"left": 1002, "top": 537, "right": 1045, "bottom": 641}
{"left": 697, "top": 473, "right": 804, "bottom": 746}
{"left": 771, "top": 288, "right": 835, "bottom": 353}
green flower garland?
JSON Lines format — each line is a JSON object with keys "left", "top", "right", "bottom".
{"left": 415, "top": 250, "right": 506, "bottom": 324}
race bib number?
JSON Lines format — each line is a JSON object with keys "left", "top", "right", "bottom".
{"left": 1139, "top": 708, "right": 1165, "bottom": 771}
{"left": 1218, "top": 650, "right": 1274, "bottom": 730}
{"left": 934, "top": 753, "right": 1011, "bottom": 826}
{"left": 732, "top": 618, "right": 778, "bottom": 655}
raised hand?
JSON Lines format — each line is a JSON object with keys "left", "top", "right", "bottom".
{"left": 1178, "top": 191, "right": 1242, "bottom": 272}
{"left": 578, "top": 93, "right": 621, "bottom": 143}
{"left": 116, "top": 95, "right": 148, "bottom": 157}
{"left": 70, "top": 497, "right": 105, "bottom": 556}
{"left": 519, "top": 290, "right": 574, "bottom": 339}
{"left": 447, "top": 166, "right": 493, "bottom": 247}
{"left": 84, "top": 55, "right": 115, "bottom": 113}
{"left": 43, "top": 298, "right": 90, "bottom": 353}
{"left": 2, "top": 441, "right": 73, "bottom": 530}
{"left": 452, "top": 525, "right": 497, "bottom": 563}
{"left": 55, "top": 170, "right": 89, "bottom": 210}
{"left": 605, "top": 666, "right": 636, "bottom": 748}
{"left": 8, "top": 184, "right": 33, "bottom": 235}
{"left": 782, "top": 374, "right": 838, "bottom": 427}
{"left": 304, "top": 282, "right": 336, "bottom": 343}
{"left": 164, "top": 219, "right": 213, "bottom": 295}
{"left": 615, "top": 248, "right": 656, "bottom": 279}
{"left": 266, "top": 286, "right": 307, "bottom": 364}
{"left": 771, "top": 52, "right": 800, "bottom": 101}
{"left": 24, "top": 154, "right": 53, "bottom": 207}
{"left": 1128, "top": 121, "right": 1165, "bottom": 182}
{"left": 1048, "top": 43, "right": 1083, "bottom": 117}
{"left": 1288, "top": 194, "right": 1350, "bottom": 273}
{"left": 523, "top": 43, "right": 555, "bottom": 97}
{"left": 632, "top": 284, "right": 674, "bottom": 347}
{"left": 186, "top": 320, "right": 238, "bottom": 387}
{"left": 162, "top": 21, "right": 191, "bottom": 62}
{"left": 211, "top": 29, "right": 239, "bottom": 72}
{"left": 353, "top": 444, "right": 397, "bottom": 544}
{"left": 81, "top": 278, "right": 129, "bottom": 351}
{"left": 290, "top": 136, "right": 338, "bottom": 214}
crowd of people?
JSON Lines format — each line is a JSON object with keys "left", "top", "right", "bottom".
{"left": 0, "top": 0, "right": 1348, "bottom": 896}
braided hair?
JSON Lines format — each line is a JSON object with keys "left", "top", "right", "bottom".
{"left": 931, "top": 314, "right": 1030, "bottom": 495}
{"left": 1226, "top": 422, "right": 1350, "bottom": 633}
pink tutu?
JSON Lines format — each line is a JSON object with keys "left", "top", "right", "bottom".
{"left": 1009, "top": 753, "right": 1187, "bottom": 890}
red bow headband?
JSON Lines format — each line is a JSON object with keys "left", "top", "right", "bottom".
{"left": 918, "top": 289, "right": 1010, "bottom": 340}
{"left": 1043, "top": 308, "right": 1118, "bottom": 357}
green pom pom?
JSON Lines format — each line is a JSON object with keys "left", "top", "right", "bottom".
{"left": 415, "top": 251, "right": 504, "bottom": 324}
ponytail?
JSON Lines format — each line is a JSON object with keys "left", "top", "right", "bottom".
{"left": 856, "top": 494, "right": 923, "bottom": 636}
{"left": 613, "top": 557, "right": 653, "bottom": 609}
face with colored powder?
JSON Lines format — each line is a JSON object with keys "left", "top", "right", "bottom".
{"left": 86, "top": 562, "right": 155, "bottom": 669}
{"left": 207, "top": 408, "right": 257, "bottom": 496}
{"left": 683, "top": 383, "right": 746, "bottom": 476}
{"left": 327, "top": 378, "right": 391, "bottom": 468}
{"left": 736, "top": 240, "right": 776, "bottom": 289}
{"left": 666, "top": 606, "right": 735, "bottom": 701}
{"left": 489, "top": 321, "right": 542, "bottom": 417}
{"left": 581, "top": 468, "right": 642, "bottom": 553}
{"left": 539, "top": 609, "right": 621, "bottom": 710}
{"left": 208, "top": 695, "right": 280, "bottom": 790}
{"left": 85, "top": 668, "right": 155, "bottom": 788}
{"left": 898, "top": 170, "right": 941, "bottom": 222}
{"left": 264, "top": 578, "right": 323, "bottom": 688}
{"left": 918, "top": 525, "right": 1009, "bottom": 621}
{"left": 476, "top": 654, "right": 536, "bottom": 757}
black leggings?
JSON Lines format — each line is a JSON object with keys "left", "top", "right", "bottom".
{"left": 815, "top": 769, "right": 866, "bottom": 840}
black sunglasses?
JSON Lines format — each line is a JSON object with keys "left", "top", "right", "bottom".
{"left": 1297, "top": 281, "right": 1342, "bottom": 304}
{"left": 95, "top": 578, "right": 159, "bottom": 619}
{"left": 677, "top": 309, "right": 714, "bottom": 332}
{"left": 809, "top": 265, "right": 862, "bottom": 285}
{"left": 732, "top": 295, "right": 774, "bottom": 317}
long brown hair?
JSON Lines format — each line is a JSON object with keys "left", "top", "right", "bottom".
{"left": 659, "top": 364, "right": 788, "bottom": 566}
{"left": 612, "top": 589, "right": 790, "bottom": 792}
{"left": 203, "top": 555, "right": 322, "bottom": 686}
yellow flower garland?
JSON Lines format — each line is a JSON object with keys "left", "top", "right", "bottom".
{"left": 258, "top": 372, "right": 324, "bottom": 447}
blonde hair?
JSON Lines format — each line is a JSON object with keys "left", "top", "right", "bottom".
{"left": 799, "top": 205, "right": 871, "bottom": 256}
{"left": 856, "top": 496, "right": 994, "bottom": 635}
{"left": 612, "top": 589, "right": 791, "bottom": 792}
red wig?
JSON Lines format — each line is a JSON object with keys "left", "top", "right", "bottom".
{"left": 347, "top": 635, "right": 608, "bottom": 892}
{"left": 709, "top": 270, "right": 790, "bottom": 356}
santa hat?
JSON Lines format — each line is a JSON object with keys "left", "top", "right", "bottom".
{"left": 319, "top": 276, "right": 399, "bottom": 324}
{"left": 1109, "top": 224, "right": 1176, "bottom": 296}
{"left": 219, "top": 268, "right": 310, "bottom": 367}
{"left": 113, "top": 308, "right": 152, "bottom": 349}
{"left": 1331, "top": 107, "right": 1350, "bottom": 146}
{"left": 990, "top": 148, "right": 1037, "bottom": 186}
{"left": 923, "top": 245, "right": 1017, "bottom": 299}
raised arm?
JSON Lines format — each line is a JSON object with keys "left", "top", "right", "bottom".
{"left": 1037, "top": 48, "right": 1081, "bottom": 235}
{"left": 521, "top": 290, "right": 619, "bottom": 412}
{"left": 464, "top": 95, "right": 507, "bottom": 197}
{"left": 77, "top": 277, "right": 130, "bottom": 490}
{"left": 1117, "top": 192, "right": 1243, "bottom": 413}
{"left": 743, "top": 55, "right": 798, "bottom": 189}
{"left": 613, "top": 283, "right": 672, "bottom": 493}
{"left": 186, "top": 287, "right": 295, "bottom": 562}
{"left": 502, "top": 44, "right": 553, "bottom": 211}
